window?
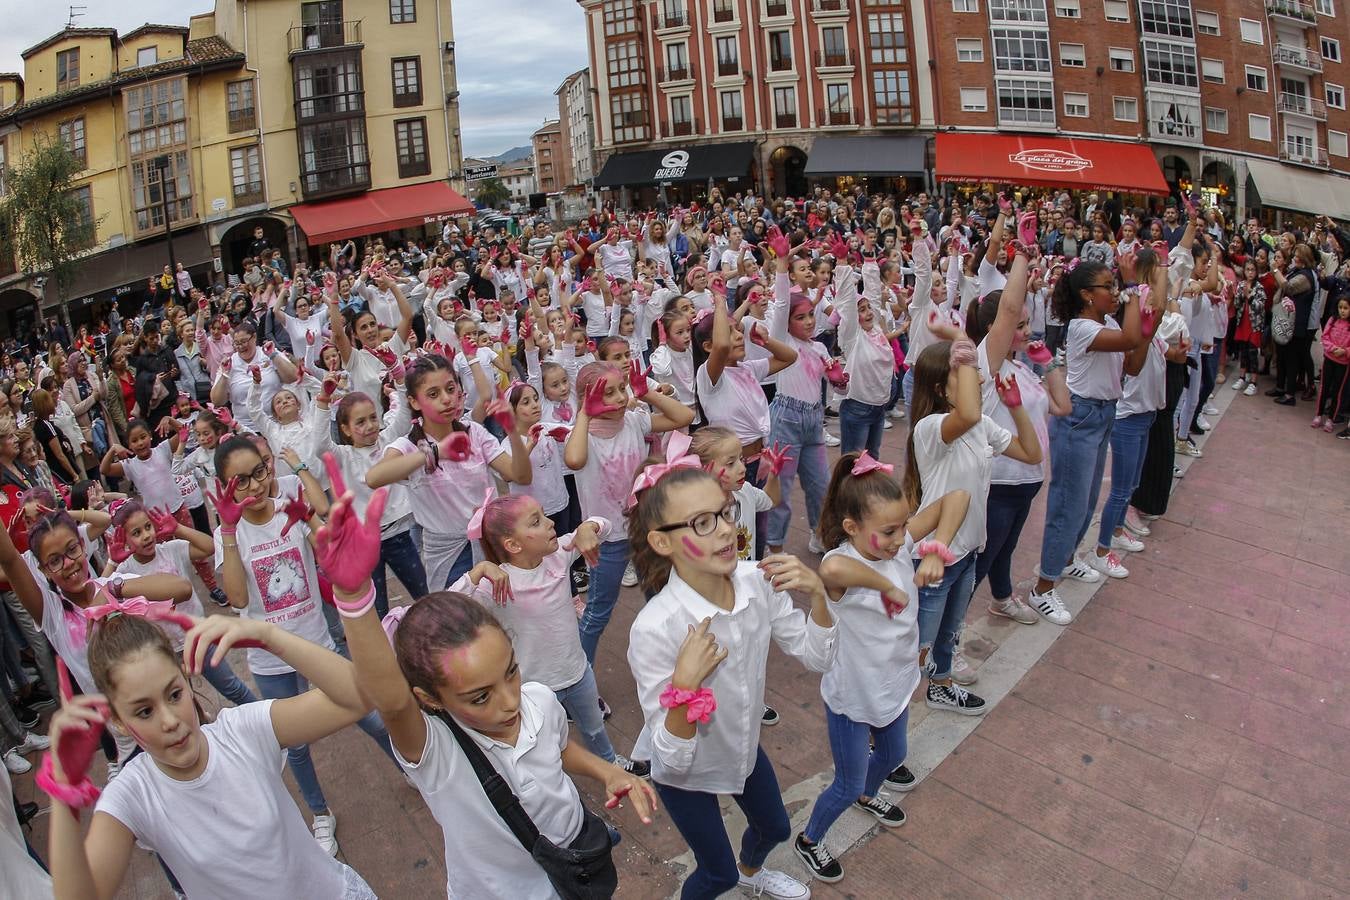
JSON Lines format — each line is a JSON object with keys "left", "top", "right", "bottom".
{"left": 773, "top": 86, "right": 796, "bottom": 127}
{"left": 56, "top": 48, "right": 79, "bottom": 91}
{"left": 1060, "top": 43, "right": 1085, "bottom": 67}
{"left": 125, "top": 79, "right": 188, "bottom": 156}
{"left": 1104, "top": 0, "right": 1129, "bottom": 20}
{"left": 821, "top": 27, "right": 847, "bottom": 65}
{"left": 1109, "top": 47, "right": 1135, "bottom": 72}
{"left": 993, "top": 28, "right": 1051, "bottom": 73}
{"left": 1246, "top": 66, "right": 1268, "bottom": 91}
{"left": 395, "top": 118, "right": 429, "bottom": 177}
{"left": 1114, "top": 95, "right": 1138, "bottom": 120}
{"left": 131, "top": 151, "right": 194, "bottom": 230}
{"left": 607, "top": 41, "right": 643, "bottom": 89}
{"left": 671, "top": 94, "right": 693, "bottom": 135}
{"left": 1150, "top": 96, "right": 1200, "bottom": 139}
{"left": 1316, "top": 0, "right": 1335, "bottom": 14}
{"left": 1139, "top": 0, "right": 1193, "bottom": 38}
{"left": 957, "top": 38, "right": 984, "bottom": 61}
{"left": 1205, "top": 106, "right": 1228, "bottom": 132}
{"left": 294, "top": 53, "right": 364, "bottom": 120}
{"left": 712, "top": 0, "right": 734, "bottom": 20}
{"left": 873, "top": 69, "right": 913, "bottom": 123}
{"left": 989, "top": 0, "right": 1047, "bottom": 23}
{"left": 1201, "top": 58, "right": 1224, "bottom": 83}
{"left": 826, "top": 83, "right": 852, "bottom": 124}
{"left": 716, "top": 36, "right": 739, "bottom": 76}
{"left": 227, "top": 79, "right": 256, "bottom": 132}
{"left": 952, "top": 0, "right": 979, "bottom": 11}
{"left": 720, "top": 90, "right": 743, "bottom": 129}
{"left": 1054, "top": 0, "right": 1080, "bottom": 16}
{"left": 996, "top": 77, "right": 1055, "bottom": 124}
{"left": 1248, "top": 113, "right": 1271, "bottom": 141}
{"left": 230, "top": 146, "right": 263, "bottom": 204}
{"left": 1195, "top": 10, "right": 1219, "bottom": 33}
{"left": 69, "top": 185, "right": 93, "bottom": 246}
{"left": 1322, "top": 38, "right": 1342, "bottom": 62}
{"left": 391, "top": 57, "right": 422, "bottom": 107}
{"left": 660, "top": 0, "right": 687, "bottom": 26}
{"left": 389, "top": 0, "right": 416, "bottom": 22}
{"left": 1144, "top": 40, "right": 1198, "bottom": 88}
{"left": 1330, "top": 130, "right": 1348, "bottom": 157}
{"left": 666, "top": 43, "right": 689, "bottom": 79}
{"left": 610, "top": 93, "right": 647, "bottom": 142}
{"left": 1238, "top": 18, "right": 1263, "bottom": 44}
{"left": 603, "top": 0, "right": 637, "bottom": 35}
{"left": 298, "top": 118, "right": 370, "bottom": 195}
{"left": 1328, "top": 83, "right": 1346, "bottom": 108}
{"left": 867, "top": 13, "right": 908, "bottom": 64}
{"left": 136, "top": 46, "right": 158, "bottom": 67}
{"left": 1063, "top": 91, "right": 1089, "bottom": 116}
{"left": 768, "top": 31, "right": 792, "bottom": 71}
{"left": 960, "top": 86, "right": 988, "bottom": 111}
{"left": 58, "top": 117, "right": 86, "bottom": 168}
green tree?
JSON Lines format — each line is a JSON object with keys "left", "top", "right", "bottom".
{"left": 474, "top": 177, "right": 511, "bottom": 210}
{"left": 0, "top": 133, "right": 99, "bottom": 329}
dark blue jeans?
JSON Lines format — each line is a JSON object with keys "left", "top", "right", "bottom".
{"left": 975, "top": 480, "right": 1043, "bottom": 601}
{"left": 839, "top": 398, "right": 885, "bottom": 458}
{"left": 655, "top": 746, "right": 791, "bottom": 899}
{"left": 373, "top": 530, "right": 429, "bottom": 618}
{"left": 804, "top": 705, "right": 909, "bottom": 844}
{"left": 579, "top": 539, "right": 629, "bottom": 666}
{"left": 917, "top": 552, "right": 977, "bottom": 680}
{"left": 1096, "top": 411, "right": 1154, "bottom": 550}
{"left": 1039, "top": 396, "right": 1115, "bottom": 580}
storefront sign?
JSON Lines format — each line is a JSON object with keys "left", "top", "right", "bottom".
{"left": 1008, "top": 149, "right": 1093, "bottom": 174}
{"left": 654, "top": 150, "right": 690, "bottom": 181}
{"left": 465, "top": 164, "right": 498, "bottom": 181}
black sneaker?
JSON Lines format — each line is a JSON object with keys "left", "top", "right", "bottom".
{"left": 208, "top": 587, "right": 231, "bottom": 608}
{"left": 1265, "top": 387, "right": 1284, "bottom": 397}
{"left": 598, "top": 696, "right": 612, "bottom": 721}
{"left": 925, "top": 681, "right": 987, "bottom": 716}
{"left": 570, "top": 568, "right": 590, "bottom": 595}
{"left": 854, "top": 795, "right": 906, "bottom": 827}
{"left": 1339, "top": 428, "right": 1350, "bottom": 440}
{"left": 824, "top": 406, "right": 839, "bottom": 418}
{"left": 15, "top": 705, "right": 38, "bottom": 730}
{"left": 761, "top": 705, "right": 780, "bottom": 726}
{"left": 614, "top": 755, "right": 650, "bottom": 778}
{"left": 26, "top": 685, "right": 56, "bottom": 711}
{"left": 884, "top": 764, "right": 917, "bottom": 792}
{"left": 793, "top": 833, "right": 843, "bottom": 883}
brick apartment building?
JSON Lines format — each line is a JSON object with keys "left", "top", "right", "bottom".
{"left": 532, "top": 119, "right": 566, "bottom": 193}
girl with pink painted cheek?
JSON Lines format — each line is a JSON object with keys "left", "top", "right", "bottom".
{"left": 689, "top": 427, "right": 781, "bottom": 565}
{"left": 497, "top": 383, "right": 572, "bottom": 549}
{"left": 651, "top": 311, "right": 697, "bottom": 422}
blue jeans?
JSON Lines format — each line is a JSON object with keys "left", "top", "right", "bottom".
{"left": 444, "top": 543, "right": 474, "bottom": 589}
{"left": 554, "top": 665, "right": 616, "bottom": 762}
{"left": 579, "top": 539, "right": 629, "bottom": 666}
{"left": 975, "top": 480, "right": 1043, "bottom": 601}
{"left": 1039, "top": 395, "right": 1116, "bottom": 581}
{"left": 839, "top": 398, "right": 885, "bottom": 458}
{"left": 804, "top": 705, "right": 909, "bottom": 844}
{"left": 1097, "top": 411, "right": 1154, "bottom": 550}
{"left": 903, "top": 366, "right": 915, "bottom": 420}
{"left": 201, "top": 655, "right": 257, "bottom": 707}
{"left": 655, "top": 746, "right": 791, "bottom": 899}
{"left": 917, "top": 552, "right": 977, "bottom": 680}
{"left": 252, "top": 670, "right": 398, "bottom": 814}
{"left": 765, "top": 396, "right": 829, "bottom": 546}
{"left": 373, "top": 530, "right": 429, "bottom": 619}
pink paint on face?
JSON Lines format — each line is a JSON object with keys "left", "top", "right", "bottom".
{"left": 681, "top": 536, "right": 705, "bottom": 558}
{"left": 869, "top": 533, "right": 884, "bottom": 553}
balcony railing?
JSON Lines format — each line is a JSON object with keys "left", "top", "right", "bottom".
{"left": 287, "top": 19, "right": 363, "bottom": 55}
{"left": 722, "top": 115, "right": 744, "bottom": 130}
{"left": 713, "top": 3, "right": 735, "bottom": 22}
{"left": 718, "top": 60, "right": 740, "bottom": 76}
{"left": 658, "top": 65, "right": 690, "bottom": 82}
{"left": 812, "top": 0, "right": 849, "bottom": 13}
{"left": 819, "top": 107, "right": 855, "bottom": 126}
{"left": 765, "top": 0, "right": 789, "bottom": 15}
{"left": 815, "top": 49, "right": 856, "bottom": 68}
{"left": 1273, "top": 43, "right": 1323, "bottom": 71}
{"left": 657, "top": 10, "right": 687, "bottom": 28}
{"left": 1278, "top": 92, "right": 1328, "bottom": 119}
{"left": 1281, "top": 143, "right": 1329, "bottom": 166}
{"left": 670, "top": 117, "right": 699, "bottom": 136}
{"left": 1265, "top": 0, "right": 1317, "bottom": 22}
{"left": 769, "top": 54, "right": 793, "bottom": 71}
{"left": 301, "top": 163, "right": 371, "bottom": 200}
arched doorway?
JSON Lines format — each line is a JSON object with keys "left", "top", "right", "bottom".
{"left": 0, "top": 289, "right": 40, "bottom": 342}
{"left": 769, "top": 146, "right": 808, "bottom": 199}
{"left": 219, "top": 217, "right": 291, "bottom": 278}
{"left": 1200, "top": 160, "right": 1237, "bottom": 222}
{"left": 1161, "top": 155, "right": 1192, "bottom": 195}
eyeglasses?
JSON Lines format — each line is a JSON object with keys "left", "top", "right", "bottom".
{"left": 1091, "top": 281, "right": 1119, "bottom": 293}
{"left": 42, "top": 541, "right": 85, "bottom": 572}
{"left": 654, "top": 500, "right": 740, "bottom": 537}
{"left": 232, "top": 461, "right": 271, "bottom": 488}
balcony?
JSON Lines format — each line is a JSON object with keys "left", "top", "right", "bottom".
{"left": 669, "top": 117, "right": 699, "bottom": 136}
{"left": 819, "top": 107, "right": 855, "bottom": 126}
{"left": 1281, "top": 143, "right": 1329, "bottom": 166}
{"left": 815, "top": 48, "right": 856, "bottom": 69}
{"left": 233, "top": 184, "right": 265, "bottom": 208}
{"left": 301, "top": 163, "right": 371, "bottom": 200}
{"left": 658, "top": 65, "right": 691, "bottom": 82}
{"left": 765, "top": 0, "right": 789, "bottom": 15}
{"left": 713, "top": 3, "right": 735, "bottom": 22}
{"left": 1278, "top": 92, "right": 1328, "bottom": 119}
{"left": 228, "top": 106, "right": 257, "bottom": 133}
{"left": 718, "top": 60, "right": 740, "bottom": 77}
{"left": 812, "top": 0, "right": 850, "bottom": 17}
{"left": 287, "top": 19, "right": 363, "bottom": 56}
{"left": 722, "top": 115, "right": 744, "bottom": 130}
{"left": 1265, "top": 0, "right": 1317, "bottom": 24}
{"left": 769, "top": 54, "right": 793, "bottom": 72}
{"left": 657, "top": 10, "right": 687, "bottom": 29}
{"left": 1273, "top": 43, "right": 1323, "bottom": 72}
{"left": 775, "top": 112, "right": 798, "bottom": 128}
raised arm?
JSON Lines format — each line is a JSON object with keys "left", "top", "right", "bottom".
{"left": 984, "top": 250, "right": 1031, "bottom": 369}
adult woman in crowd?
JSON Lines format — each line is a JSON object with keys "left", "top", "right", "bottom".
{"left": 60, "top": 354, "right": 105, "bottom": 470}
{"left": 27, "top": 390, "right": 79, "bottom": 487}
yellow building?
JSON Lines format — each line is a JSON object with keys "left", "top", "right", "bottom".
{"left": 0, "top": 1, "right": 467, "bottom": 335}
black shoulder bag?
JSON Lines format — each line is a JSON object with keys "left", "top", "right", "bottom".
{"left": 433, "top": 710, "right": 618, "bottom": 900}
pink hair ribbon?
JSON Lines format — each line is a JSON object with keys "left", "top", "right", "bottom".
{"left": 465, "top": 488, "right": 496, "bottom": 540}
{"left": 691, "top": 307, "right": 715, "bottom": 328}
{"left": 82, "top": 595, "right": 184, "bottom": 626}
{"left": 626, "top": 431, "right": 702, "bottom": 510}
{"left": 851, "top": 451, "right": 893, "bottom": 477}
{"left": 381, "top": 605, "right": 410, "bottom": 646}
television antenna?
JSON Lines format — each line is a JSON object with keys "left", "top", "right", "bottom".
{"left": 66, "top": 5, "right": 87, "bottom": 28}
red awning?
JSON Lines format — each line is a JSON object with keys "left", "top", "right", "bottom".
{"left": 290, "top": 182, "right": 475, "bottom": 244}
{"left": 935, "top": 133, "right": 1170, "bottom": 196}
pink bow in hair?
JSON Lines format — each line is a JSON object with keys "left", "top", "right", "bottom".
{"left": 83, "top": 595, "right": 188, "bottom": 629}
{"left": 381, "top": 606, "right": 410, "bottom": 646}
{"left": 691, "top": 307, "right": 715, "bottom": 328}
{"left": 851, "top": 451, "right": 893, "bottom": 477}
{"left": 465, "top": 488, "right": 496, "bottom": 540}
{"left": 626, "top": 432, "right": 701, "bottom": 510}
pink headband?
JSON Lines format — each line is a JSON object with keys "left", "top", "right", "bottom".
{"left": 627, "top": 432, "right": 701, "bottom": 509}
{"left": 851, "top": 451, "right": 893, "bottom": 477}
{"left": 685, "top": 265, "right": 707, "bottom": 284}
{"left": 465, "top": 488, "right": 496, "bottom": 540}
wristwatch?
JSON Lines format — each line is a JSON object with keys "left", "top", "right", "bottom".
{"left": 293, "top": 461, "right": 309, "bottom": 474}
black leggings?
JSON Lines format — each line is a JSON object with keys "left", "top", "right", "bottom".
{"left": 1276, "top": 337, "right": 1314, "bottom": 395}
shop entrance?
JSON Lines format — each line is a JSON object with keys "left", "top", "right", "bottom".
{"left": 770, "top": 146, "right": 808, "bottom": 199}
{"left": 219, "top": 217, "right": 291, "bottom": 277}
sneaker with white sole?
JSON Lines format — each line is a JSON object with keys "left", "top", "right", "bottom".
{"left": 620, "top": 562, "right": 638, "bottom": 587}
{"left": 1244, "top": 382, "right": 1258, "bottom": 396}
{"left": 1123, "top": 509, "right": 1151, "bottom": 536}
{"left": 17, "top": 731, "right": 50, "bottom": 754}
{"left": 1110, "top": 532, "right": 1145, "bottom": 553}
{"left": 761, "top": 705, "right": 780, "bottom": 726}
{"left": 989, "top": 595, "right": 1039, "bottom": 624}
{"left": 1060, "top": 557, "right": 1103, "bottom": 583}
{"left": 888, "top": 408, "right": 906, "bottom": 419}
{"left": 1231, "top": 377, "right": 1246, "bottom": 391}
{"left": 882, "top": 419, "right": 893, "bottom": 430}
{"left": 925, "top": 681, "right": 987, "bottom": 716}
{"left": 793, "top": 834, "right": 843, "bottom": 883}
{"left": 311, "top": 813, "right": 338, "bottom": 856}
{"left": 1028, "top": 587, "right": 1073, "bottom": 625}
{"left": 951, "top": 650, "right": 977, "bottom": 686}
{"left": 884, "top": 764, "right": 917, "bottom": 791}
{"left": 738, "top": 866, "right": 811, "bottom": 899}
{"left": 1203, "top": 404, "right": 1219, "bottom": 416}
{"left": 1173, "top": 464, "right": 1185, "bottom": 479}
{"left": 1175, "top": 438, "right": 1203, "bottom": 458}
{"left": 824, "top": 431, "right": 841, "bottom": 447}
{"left": 807, "top": 533, "right": 826, "bottom": 554}
{"left": 614, "top": 755, "right": 651, "bottom": 778}
{"left": 854, "top": 795, "right": 906, "bottom": 827}
{"left": 3, "top": 747, "right": 31, "bottom": 774}
{"left": 1086, "top": 551, "right": 1129, "bottom": 579}
{"left": 1193, "top": 415, "right": 1212, "bottom": 432}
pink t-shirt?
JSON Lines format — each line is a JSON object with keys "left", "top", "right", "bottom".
{"left": 385, "top": 421, "right": 504, "bottom": 534}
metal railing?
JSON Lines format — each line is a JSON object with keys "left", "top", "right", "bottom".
{"left": 670, "top": 117, "right": 699, "bottom": 136}
{"left": 1265, "top": 0, "right": 1317, "bottom": 22}
{"left": 818, "top": 107, "right": 855, "bottom": 126}
{"left": 721, "top": 115, "right": 743, "bottom": 130}
{"left": 658, "top": 65, "right": 690, "bottom": 82}
{"left": 1277, "top": 92, "right": 1328, "bottom": 118}
{"left": 1281, "top": 143, "right": 1329, "bottom": 165}
{"left": 815, "top": 49, "right": 856, "bottom": 67}
{"left": 813, "top": 0, "right": 849, "bottom": 12}
{"left": 287, "top": 20, "right": 362, "bottom": 55}
{"left": 718, "top": 60, "right": 739, "bottom": 76}
{"left": 775, "top": 113, "right": 797, "bottom": 128}
{"left": 1273, "top": 43, "right": 1323, "bottom": 71}
{"left": 658, "top": 10, "right": 687, "bottom": 28}
{"left": 765, "top": 0, "right": 789, "bottom": 15}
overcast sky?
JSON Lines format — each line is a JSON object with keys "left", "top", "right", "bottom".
{"left": 0, "top": 0, "right": 588, "bottom": 158}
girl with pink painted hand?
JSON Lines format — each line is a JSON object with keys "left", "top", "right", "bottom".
{"left": 247, "top": 363, "right": 329, "bottom": 489}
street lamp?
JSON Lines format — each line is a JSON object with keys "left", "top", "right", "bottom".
{"left": 154, "top": 154, "right": 178, "bottom": 285}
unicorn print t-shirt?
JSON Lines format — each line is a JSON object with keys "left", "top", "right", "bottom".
{"left": 214, "top": 500, "right": 332, "bottom": 676}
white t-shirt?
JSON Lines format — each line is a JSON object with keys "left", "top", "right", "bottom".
{"left": 1065, "top": 317, "right": 1124, "bottom": 401}
{"left": 281, "top": 308, "right": 328, "bottom": 368}
{"left": 213, "top": 502, "right": 332, "bottom": 675}
{"left": 820, "top": 538, "right": 920, "bottom": 727}
{"left": 978, "top": 341, "right": 1050, "bottom": 485}
{"left": 398, "top": 687, "right": 584, "bottom": 900}
{"left": 650, "top": 344, "right": 696, "bottom": 413}
{"left": 580, "top": 290, "right": 609, "bottom": 337}
{"left": 732, "top": 482, "right": 772, "bottom": 561}
{"left": 0, "top": 766, "right": 49, "bottom": 898}
{"left": 171, "top": 451, "right": 205, "bottom": 509}
{"left": 453, "top": 346, "right": 501, "bottom": 413}
{"left": 224, "top": 349, "right": 282, "bottom": 431}
{"left": 96, "top": 701, "right": 356, "bottom": 900}
{"left": 911, "top": 413, "right": 1012, "bottom": 560}
{"left": 696, "top": 358, "right": 771, "bottom": 445}
{"left": 115, "top": 540, "right": 204, "bottom": 650}
{"left": 385, "top": 421, "right": 503, "bottom": 534}
{"left": 345, "top": 331, "right": 410, "bottom": 410}
{"left": 501, "top": 432, "right": 569, "bottom": 516}
{"left": 596, "top": 241, "right": 634, "bottom": 281}
{"left": 574, "top": 408, "right": 652, "bottom": 528}
{"left": 1118, "top": 336, "right": 1167, "bottom": 417}
{"left": 121, "top": 441, "right": 183, "bottom": 513}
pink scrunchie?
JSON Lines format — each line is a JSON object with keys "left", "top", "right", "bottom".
{"left": 659, "top": 684, "right": 718, "bottom": 724}
{"left": 948, "top": 338, "right": 977, "bottom": 369}
{"left": 35, "top": 755, "right": 101, "bottom": 810}
{"left": 916, "top": 539, "right": 957, "bottom": 566}
{"left": 381, "top": 606, "right": 411, "bottom": 646}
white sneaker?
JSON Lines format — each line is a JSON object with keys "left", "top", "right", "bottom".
{"left": 951, "top": 650, "right": 977, "bottom": 685}
{"left": 621, "top": 562, "right": 639, "bottom": 588}
{"left": 1203, "top": 404, "right": 1219, "bottom": 416}
{"left": 988, "top": 595, "right": 1040, "bottom": 624}
{"left": 1231, "top": 377, "right": 1246, "bottom": 391}
{"left": 3, "top": 747, "right": 31, "bottom": 774}
{"left": 1243, "top": 382, "right": 1258, "bottom": 396}
{"left": 823, "top": 431, "right": 841, "bottom": 447}
{"left": 1110, "top": 532, "right": 1145, "bottom": 553}
{"left": 17, "top": 731, "right": 50, "bottom": 753}
{"left": 1028, "top": 587, "right": 1072, "bottom": 625}
{"left": 1061, "top": 557, "right": 1103, "bottom": 583}
{"left": 1123, "top": 509, "right": 1151, "bottom": 536}
{"left": 882, "top": 419, "right": 893, "bottom": 430}
{"left": 807, "top": 533, "right": 826, "bottom": 555}
{"left": 1194, "top": 415, "right": 1213, "bottom": 432}
{"left": 1086, "top": 551, "right": 1130, "bottom": 579}
{"left": 312, "top": 813, "right": 338, "bottom": 856}
{"left": 888, "top": 407, "right": 906, "bottom": 419}
{"left": 738, "top": 866, "right": 811, "bottom": 899}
